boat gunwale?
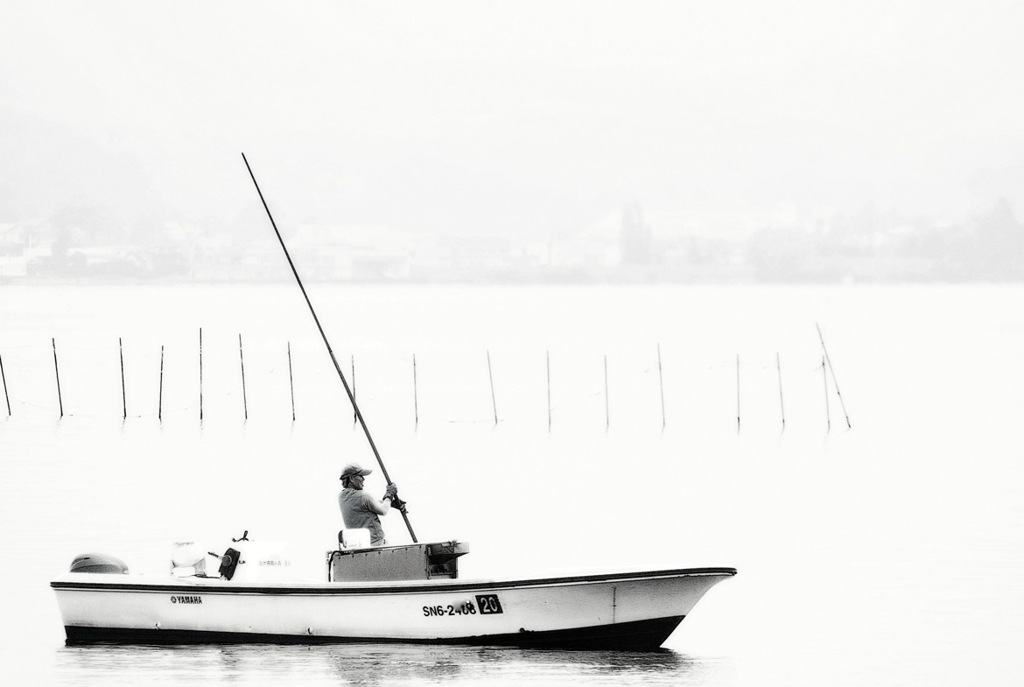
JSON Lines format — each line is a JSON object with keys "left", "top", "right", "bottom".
{"left": 51, "top": 566, "right": 737, "bottom": 596}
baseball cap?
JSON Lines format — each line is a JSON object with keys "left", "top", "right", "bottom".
{"left": 340, "top": 463, "right": 373, "bottom": 479}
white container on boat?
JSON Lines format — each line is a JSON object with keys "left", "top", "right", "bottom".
{"left": 340, "top": 529, "right": 371, "bottom": 549}
{"left": 170, "top": 541, "right": 206, "bottom": 575}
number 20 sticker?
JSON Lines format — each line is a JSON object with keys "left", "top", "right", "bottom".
{"left": 475, "top": 594, "right": 503, "bottom": 614}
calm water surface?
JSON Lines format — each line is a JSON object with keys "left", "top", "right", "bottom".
{"left": 1, "top": 283, "right": 1022, "bottom": 685}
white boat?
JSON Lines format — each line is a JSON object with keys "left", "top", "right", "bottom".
{"left": 51, "top": 157, "right": 736, "bottom": 650}
{"left": 52, "top": 540, "right": 735, "bottom": 650}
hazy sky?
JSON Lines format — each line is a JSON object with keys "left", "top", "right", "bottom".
{"left": 2, "top": 1, "right": 1023, "bottom": 239}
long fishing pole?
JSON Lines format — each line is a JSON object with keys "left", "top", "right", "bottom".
{"left": 241, "top": 152, "right": 418, "bottom": 543}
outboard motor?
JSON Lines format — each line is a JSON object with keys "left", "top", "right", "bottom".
{"left": 70, "top": 553, "right": 129, "bottom": 574}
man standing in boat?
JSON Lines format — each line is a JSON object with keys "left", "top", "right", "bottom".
{"left": 339, "top": 463, "right": 399, "bottom": 546}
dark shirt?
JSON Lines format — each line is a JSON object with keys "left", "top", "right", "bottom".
{"left": 339, "top": 487, "right": 387, "bottom": 545}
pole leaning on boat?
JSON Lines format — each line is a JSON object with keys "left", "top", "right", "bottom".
{"left": 241, "top": 152, "right": 418, "bottom": 543}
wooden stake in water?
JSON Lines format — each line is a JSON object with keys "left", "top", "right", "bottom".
{"left": 0, "top": 352, "right": 11, "bottom": 416}
{"left": 604, "top": 355, "right": 610, "bottom": 430}
{"left": 657, "top": 344, "right": 666, "bottom": 430}
{"left": 287, "top": 342, "right": 295, "bottom": 422}
{"left": 487, "top": 350, "right": 498, "bottom": 425}
{"left": 239, "top": 333, "right": 248, "bottom": 421}
{"left": 52, "top": 338, "right": 63, "bottom": 418}
{"left": 412, "top": 354, "right": 419, "bottom": 428}
{"left": 736, "top": 354, "right": 741, "bottom": 434}
{"left": 119, "top": 337, "right": 127, "bottom": 420}
{"left": 777, "top": 352, "right": 785, "bottom": 432}
{"left": 199, "top": 328, "right": 203, "bottom": 422}
{"left": 822, "top": 355, "right": 831, "bottom": 432}
{"left": 816, "top": 322, "right": 851, "bottom": 429}
{"left": 546, "top": 350, "right": 551, "bottom": 431}
{"left": 158, "top": 345, "right": 165, "bottom": 422}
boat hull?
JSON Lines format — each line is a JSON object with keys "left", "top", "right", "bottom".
{"left": 63, "top": 615, "right": 686, "bottom": 650}
{"left": 52, "top": 567, "right": 735, "bottom": 650}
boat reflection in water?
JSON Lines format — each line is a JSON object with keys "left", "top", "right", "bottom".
{"left": 57, "top": 642, "right": 714, "bottom": 685}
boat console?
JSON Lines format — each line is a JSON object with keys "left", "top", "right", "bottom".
{"left": 327, "top": 538, "right": 470, "bottom": 582}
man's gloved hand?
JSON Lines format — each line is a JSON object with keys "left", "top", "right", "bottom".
{"left": 383, "top": 483, "right": 407, "bottom": 512}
